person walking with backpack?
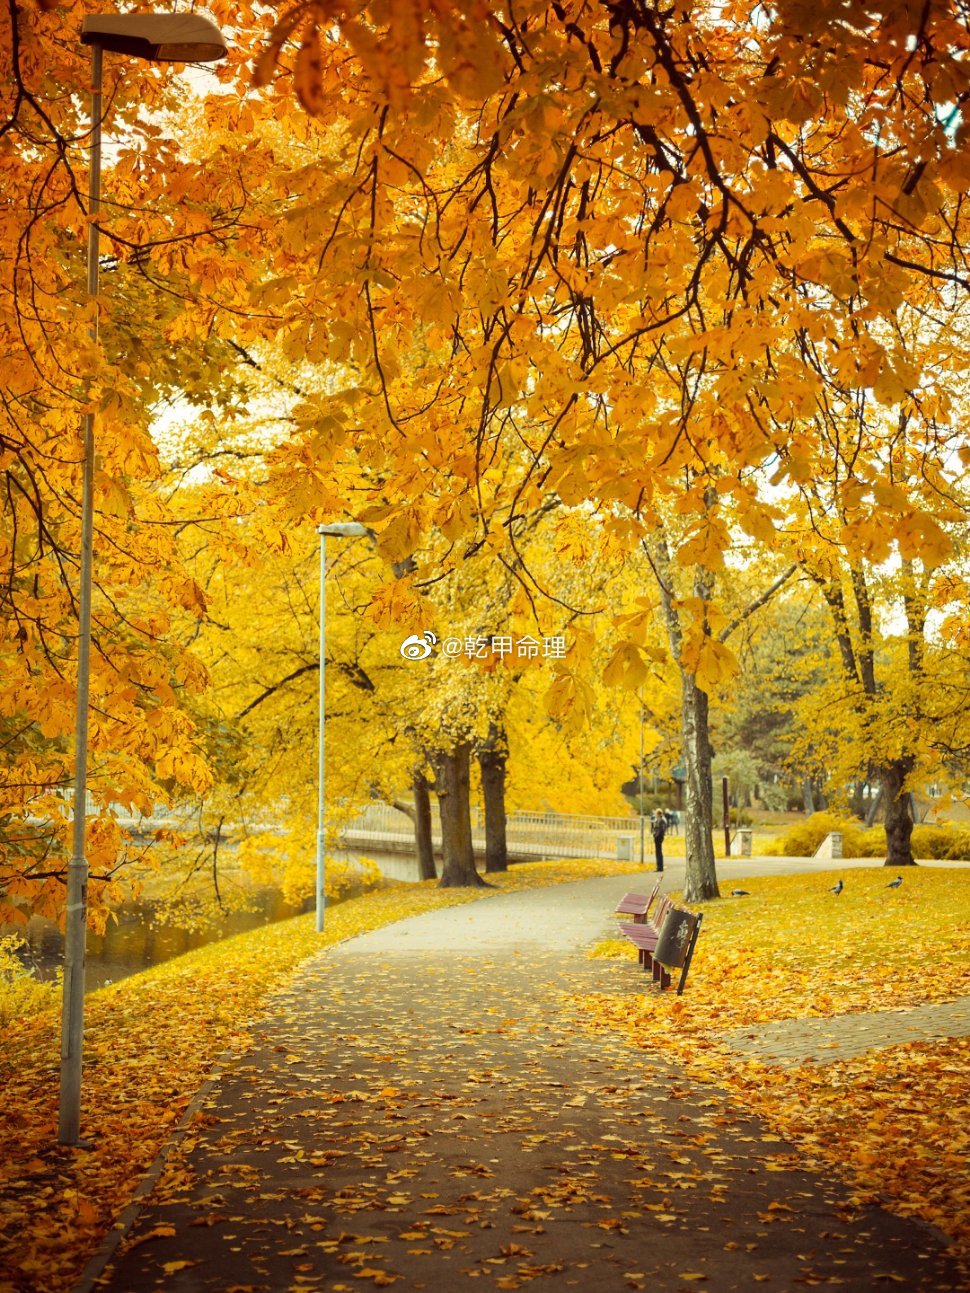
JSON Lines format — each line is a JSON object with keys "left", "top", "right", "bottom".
{"left": 651, "top": 810, "right": 667, "bottom": 873}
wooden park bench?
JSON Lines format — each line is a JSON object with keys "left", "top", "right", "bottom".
{"left": 617, "top": 890, "right": 671, "bottom": 940}
{"left": 613, "top": 879, "right": 661, "bottom": 924}
{"left": 618, "top": 901, "right": 703, "bottom": 995}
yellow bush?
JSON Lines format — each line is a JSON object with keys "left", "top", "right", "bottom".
{"left": 911, "top": 824, "right": 970, "bottom": 860}
{"left": 779, "top": 814, "right": 970, "bottom": 860}
{"left": 235, "top": 817, "right": 385, "bottom": 908}
{"left": 0, "top": 935, "right": 59, "bottom": 1029}
{"left": 854, "top": 825, "right": 887, "bottom": 857}
{"left": 777, "top": 811, "right": 870, "bottom": 857}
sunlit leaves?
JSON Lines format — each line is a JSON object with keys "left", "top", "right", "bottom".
{"left": 204, "top": 0, "right": 970, "bottom": 740}
{"left": 0, "top": 2, "right": 257, "bottom": 923}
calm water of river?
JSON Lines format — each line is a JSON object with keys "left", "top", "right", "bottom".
{"left": 5, "top": 847, "right": 406, "bottom": 994}
{"left": 10, "top": 888, "right": 312, "bottom": 993}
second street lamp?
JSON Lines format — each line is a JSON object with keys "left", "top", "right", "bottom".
{"left": 59, "top": 12, "right": 228, "bottom": 1149}
{"left": 316, "top": 524, "right": 369, "bottom": 932}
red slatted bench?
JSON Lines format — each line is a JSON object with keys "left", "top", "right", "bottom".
{"left": 618, "top": 894, "right": 672, "bottom": 946}
{"left": 613, "top": 879, "right": 661, "bottom": 924}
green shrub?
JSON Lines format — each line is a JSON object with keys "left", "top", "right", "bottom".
{"left": 626, "top": 792, "right": 675, "bottom": 816}
{"left": 0, "top": 935, "right": 59, "bottom": 1029}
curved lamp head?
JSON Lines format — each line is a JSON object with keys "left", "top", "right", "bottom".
{"left": 318, "top": 523, "right": 369, "bottom": 538}
{"left": 81, "top": 12, "right": 227, "bottom": 62}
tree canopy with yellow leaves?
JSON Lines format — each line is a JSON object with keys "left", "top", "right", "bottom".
{"left": 219, "top": 0, "right": 970, "bottom": 886}
{"left": 3, "top": 0, "right": 970, "bottom": 917}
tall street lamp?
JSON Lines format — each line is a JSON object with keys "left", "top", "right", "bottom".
{"left": 59, "top": 12, "right": 228, "bottom": 1148}
{"left": 316, "top": 523, "right": 368, "bottom": 932}
{"left": 638, "top": 692, "right": 646, "bottom": 868}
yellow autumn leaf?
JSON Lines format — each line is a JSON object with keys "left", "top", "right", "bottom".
{"left": 681, "top": 635, "right": 737, "bottom": 692}
{"left": 603, "top": 642, "right": 649, "bottom": 691}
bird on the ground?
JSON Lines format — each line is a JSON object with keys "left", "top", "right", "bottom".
{"left": 829, "top": 879, "right": 843, "bottom": 895}
{"left": 887, "top": 876, "right": 903, "bottom": 889}
{"left": 731, "top": 889, "right": 750, "bottom": 896}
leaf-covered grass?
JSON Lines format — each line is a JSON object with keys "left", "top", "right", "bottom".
{"left": 0, "top": 856, "right": 635, "bottom": 1291}
{"left": 0, "top": 936, "right": 60, "bottom": 1030}
{"left": 581, "top": 867, "right": 970, "bottom": 1249}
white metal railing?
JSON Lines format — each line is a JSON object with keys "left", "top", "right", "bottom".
{"left": 341, "top": 802, "right": 644, "bottom": 861}
{"left": 103, "top": 801, "right": 648, "bottom": 862}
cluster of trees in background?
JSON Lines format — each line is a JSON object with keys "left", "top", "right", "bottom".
{"left": 2, "top": 0, "right": 970, "bottom": 922}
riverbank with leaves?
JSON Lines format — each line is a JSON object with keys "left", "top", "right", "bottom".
{"left": 584, "top": 867, "right": 970, "bottom": 1254}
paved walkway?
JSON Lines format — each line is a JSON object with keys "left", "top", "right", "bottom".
{"left": 81, "top": 877, "right": 967, "bottom": 1293}
{"left": 719, "top": 996, "right": 970, "bottom": 1067}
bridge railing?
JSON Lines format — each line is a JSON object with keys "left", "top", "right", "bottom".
{"left": 106, "top": 801, "right": 648, "bottom": 863}
{"left": 341, "top": 802, "right": 644, "bottom": 861}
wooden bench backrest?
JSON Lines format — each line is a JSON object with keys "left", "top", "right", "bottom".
{"left": 615, "top": 879, "right": 661, "bottom": 919}
{"left": 652, "top": 893, "right": 673, "bottom": 927}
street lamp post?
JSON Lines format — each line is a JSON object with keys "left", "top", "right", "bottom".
{"left": 638, "top": 693, "right": 645, "bottom": 868}
{"left": 59, "top": 12, "right": 227, "bottom": 1148}
{"left": 316, "top": 524, "right": 369, "bottom": 932}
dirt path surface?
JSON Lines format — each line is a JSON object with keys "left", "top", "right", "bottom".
{"left": 84, "top": 877, "right": 966, "bottom": 1292}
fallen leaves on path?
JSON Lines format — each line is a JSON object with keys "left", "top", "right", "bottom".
{"left": 579, "top": 868, "right": 970, "bottom": 1250}
{"left": 0, "top": 857, "right": 633, "bottom": 1291}
{"left": 92, "top": 938, "right": 932, "bottom": 1293}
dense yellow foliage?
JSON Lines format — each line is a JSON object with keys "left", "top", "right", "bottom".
{"left": 0, "top": 937, "right": 59, "bottom": 1030}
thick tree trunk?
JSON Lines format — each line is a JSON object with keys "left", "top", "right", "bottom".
{"left": 477, "top": 724, "right": 508, "bottom": 874}
{"left": 881, "top": 757, "right": 917, "bottom": 867}
{"left": 412, "top": 770, "right": 436, "bottom": 881}
{"left": 433, "top": 742, "right": 487, "bottom": 887}
{"left": 681, "top": 676, "right": 720, "bottom": 903}
{"left": 650, "top": 529, "right": 720, "bottom": 903}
